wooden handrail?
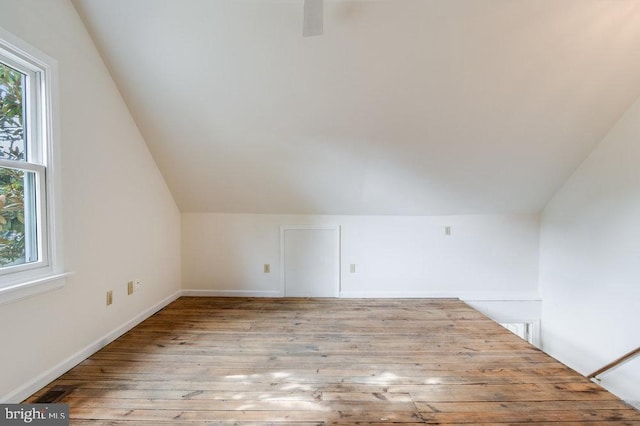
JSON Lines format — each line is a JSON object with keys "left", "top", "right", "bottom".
{"left": 588, "top": 346, "right": 640, "bottom": 379}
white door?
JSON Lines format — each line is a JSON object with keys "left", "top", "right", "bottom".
{"left": 282, "top": 226, "right": 340, "bottom": 297}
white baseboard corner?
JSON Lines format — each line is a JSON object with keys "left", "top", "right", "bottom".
{"left": 1, "top": 290, "right": 181, "bottom": 403}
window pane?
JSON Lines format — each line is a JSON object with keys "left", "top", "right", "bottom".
{"left": 0, "top": 62, "right": 26, "bottom": 162}
{"left": 0, "top": 167, "right": 38, "bottom": 267}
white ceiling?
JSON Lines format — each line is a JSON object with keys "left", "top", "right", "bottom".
{"left": 72, "top": 0, "right": 640, "bottom": 215}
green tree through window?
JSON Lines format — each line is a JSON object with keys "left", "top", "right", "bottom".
{"left": 0, "top": 62, "right": 27, "bottom": 266}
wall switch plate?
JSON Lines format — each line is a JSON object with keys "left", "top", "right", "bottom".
{"left": 264, "top": 264, "right": 271, "bottom": 273}
{"left": 445, "top": 226, "right": 452, "bottom": 236}
{"left": 134, "top": 279, "right": 142, "bottom": 289}
{"left": 350, "top": 264, "right": 356, "bottom": 273}
{"left": 127, "top": 281, "right": 134, "bottom": 295}
{"left": 106, "top": 290, "right": 113, "bottom": 306}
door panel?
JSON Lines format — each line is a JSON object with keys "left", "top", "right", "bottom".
{"left": 282, "top": 227, "right": 339, "bottom": 297}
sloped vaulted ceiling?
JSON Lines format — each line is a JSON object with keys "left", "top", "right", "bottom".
{"left": 72, "top": 0, "right": 640, "bottom": 215}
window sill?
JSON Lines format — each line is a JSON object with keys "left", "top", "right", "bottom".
{"left": 0, "top": 272, "right": 73, "bottom": 306}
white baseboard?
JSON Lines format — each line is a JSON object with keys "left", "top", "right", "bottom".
{"left": 180, "top": 290, "right": 541, "bottom": 301}
{"left": 182, "top": 289, "right": 282, "bottom": 297}
{"left": 628, "top": 401, "right": 640, "bottom": 410}
{"left": 1, "top": 290, "right": 181, "bottom": 403}
{"left": 339, "top": 291, "right": 541, "bottom": 301}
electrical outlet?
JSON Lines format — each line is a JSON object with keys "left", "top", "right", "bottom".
{"left": 106, "top": 290, "right": 113, "bottom": 306}
{"left": 263, "top": 264, "right": 270, "bottom": 273}
{"left": 127, "top": 281, "right": 134, "bottom": 295}
{"left": 134, "top": 279, "right": 142, "bottom": 290}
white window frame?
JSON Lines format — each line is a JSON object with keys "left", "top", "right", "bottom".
{"left": 0, "top": 27, "right": 67, "bottom": 305}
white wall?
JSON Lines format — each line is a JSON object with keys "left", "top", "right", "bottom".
{"left": 540, "top": 95, "right": 640, "bottom": 403}
{"left": 182, "top": 213, "right": 540, "bottom": 302}
{"left": 0, "top": 0, "right": 181, "bottom": 402}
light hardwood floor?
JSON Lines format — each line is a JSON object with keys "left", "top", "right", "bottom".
{"left": 27, "top": 297, "right": 640, "bottom": 424}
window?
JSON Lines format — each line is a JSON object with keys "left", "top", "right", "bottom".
{"left": 0, "top": 28, "right": 65, "bottom": 304}
{"left": 0, "top": 51, "right": 47, "bottom": 271}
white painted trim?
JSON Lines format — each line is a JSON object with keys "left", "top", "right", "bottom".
{"left": 280, "top": 225, "right": 341, "bottom": 297}
{"left": 498, "top": 319, "right": 541, "bottom": 347}
{"left": 0, "top": 272, "right": 73, "bottom": 306}
{"left": 0, "top": 26, "right": 65, "bottom": 295}
{"left": 179, "top": 290, "right": 541, "bottom": 301}
{"left": 181, "top": 289, "right": 282, "bottom": 297}
{"left": 0, "top": 290, "right": 181, "bottom": 403}
{"left": 530, "top": 319, "right": 541, "bottom": 347}
{"left": 340, "top": 291, "right": 541, "bottom": 301}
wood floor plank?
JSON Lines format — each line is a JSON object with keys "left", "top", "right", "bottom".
{"left": 24, "top": 297, "right": 639, "bottom": 424}
{"left": 416, "top": 403, "right": 640, "bottom": 424}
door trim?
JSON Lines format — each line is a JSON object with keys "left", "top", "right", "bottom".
{"left": 280, "top": 225, "right": 341, "bottom": 297}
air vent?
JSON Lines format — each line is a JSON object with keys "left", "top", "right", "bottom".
{"left": 33, "top": 385, "right": 75, "bottom": 403}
